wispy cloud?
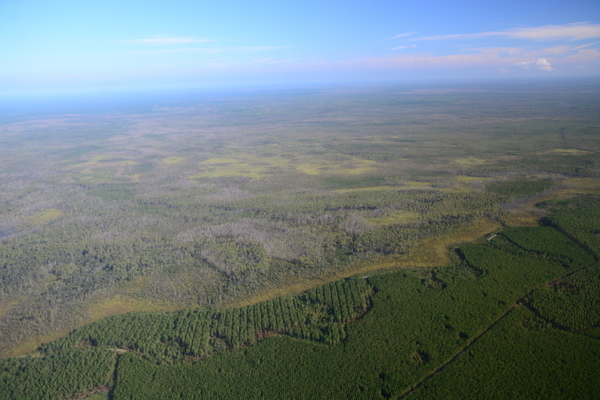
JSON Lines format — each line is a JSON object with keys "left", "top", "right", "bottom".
{"left": 537, "top": 46, "right": 573, "bottom": 55}
{"left": 251, "top": 57, "right": 307, "bottom": 65}
{"left": 391, "top": 44, "right": 417, "bottom": 51}
{"left": 503, "top": 23, "right": 600, "bottom": 41}
{"left": 134, "top": 46, "right": 288, "bottom": 55}
{"left": 415, "top": 22, "right": 600, "bottom": 42}
{"left": 387, "top": 32, "right": 417, "bottom": 40}
{"left": 468, "top": 47, "right": 522, "bottom": 55}
{"left": 327, "top": 47, "right": 600, "bottom": 73}
{"left": 126, "top": 36, "right": 215, "bottom": 44}
{"left": 135, "top": 48, "right": 221, "bottom": 55}
{"left": 520, "top": 43, "right": 597, "bottom": 57}
{"left": 231, "top": 46, "right": 289, "bottom": 52}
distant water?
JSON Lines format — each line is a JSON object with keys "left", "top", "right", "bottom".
{"left": 0, "top": 86, "right": 293, "bottom": 120}
{"left": 0, "top": 228, "right": 16, "bottom": 239}
{"left": 1, "top": 78, "right": 596, "bottom": 121}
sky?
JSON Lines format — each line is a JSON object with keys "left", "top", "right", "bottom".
{"left": 1, "top": 0, "right": 599, "bottom": 94}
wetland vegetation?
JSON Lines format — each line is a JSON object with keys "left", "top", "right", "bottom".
{"left": 0, "top": 79, "right": 599, "bottom": 398}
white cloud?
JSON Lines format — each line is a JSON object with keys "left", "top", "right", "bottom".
{"left": 572, "top": 42, "right": 598, "bottom": 50}
{"left": 135, "top": 48, "right": 221, "bottom": 55}
{"left": 515, "top": 58, "right": 553, "bottom": 71}
{"left": 391, "top": 44, "right": 417, "bottom": 51}
{"left": 387, "top": 32, "right": 417, "bottom": 40}
{"left": 518, "top": 43, "right": 597, "bottom": 57}
{"left": 134, "top": 46, "right": 288, "bottom": 56}
{"left": 251, "top": 57, "right": 306, "bottom": 65}
{"left": 229, "top": 46, "right": 289, "bottom": 52}
{"left": 538, "top": 46, "right": 572, "bottom": 55}
{"left": 126, "top": 37, "right": 215, "bottom": 44}
{"left": 505, "top": 23, "right": 600, "bottom": 41}
{"left": 326, "top": 52, "right": 563, "bottom": 73}
{"left": 415, "top": 22, "right": 600, "bottom": 42}
{"left": 468, "top": 47, "right": 522, "bottom": 55}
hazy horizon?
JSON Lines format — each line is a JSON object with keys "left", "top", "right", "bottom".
{"left": 1, "top": 77, "right": 598, "bottom": 122}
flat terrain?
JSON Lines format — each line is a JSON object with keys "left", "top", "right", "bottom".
{"left": 2, "top": 196, "right": 599, "bottom": 399}
{"left": 0, "top": 79, "right": 598, "bottom": 374}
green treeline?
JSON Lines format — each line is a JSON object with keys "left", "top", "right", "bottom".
{"left": 520, "top": 196, "right": 600, "bottom": 331}
{"left": 0, "top": 348, "right": 115, "bottom": 400}
{"left": 500, "top": 226, "right": 595, "bottom": 268}
{"left": 541, "top": 195, "right": 600, "bottom": 255}
{"left": 409, "top": 306, "right": 600, "bottom": 400}
{"left": 41, "top": 277, "right": 373, "bottom": 362}
{"left": 526, "top": 262, "right": 600, "bottom": 331}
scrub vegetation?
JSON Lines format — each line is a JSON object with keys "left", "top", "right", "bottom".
{"left": 1, "top": 197, "right": 598, "bottom": 399}
{"left": 0, "top": 80, "right": 599, "bottom": 398}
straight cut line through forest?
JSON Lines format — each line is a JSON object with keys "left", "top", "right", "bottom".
{"left": 397, "top": 259, "right": 598, "bottom": 400}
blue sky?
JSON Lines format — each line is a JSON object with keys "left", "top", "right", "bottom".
{"left": 1, "top": 0, "right": 599, "bottom": 94}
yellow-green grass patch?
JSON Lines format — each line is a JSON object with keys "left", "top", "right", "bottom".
{"left": 26, "top": 208, "right": 63, "bottom": 225}
{"left": 88, "top": 294, "right": 178, "bottom": 322}
{"left": 366, "top": 210, "right": 420, "bottom": 226}
{"left": 87, "top": 276, "right": 182, "bottom": 319}
{"left": 65, "top": 155, "right": 140, "bottom": 183}
{"left": 295, "top": 164, "right": 323, "bottom": 175}
{"left": 559, "top": 177, "right": 600, "bottom": 194}
{"left": 333, "top": 185, "right": 398, "bottom": 193}
{"left": 455, "top": 175, "right": 492, "bottom": 183}
{"left": 295, "top": 158, "right": 377, "bottom": 176}
{"left": 398, "top": 181, "right": 435, "bottom": 189}
{"left": 66, "top": 154, "right": 126, "bottom": 169}
{"left": 191, "top": 162, "right": 271, "bottom": 180}
{"left": 3, "top": 330, "right": 75, "bottom": 357}
{"left": 502, "top": 211, "right": 542, "bottom": 227}
{"left": 72, "top": 169, "right": 129, "bottom": 184}
{"left": 191, "top": 155, "right": 291, "bottom": 180}
{"left": 190, "top": 155, "right": 378, "bottom": 180}
{"left": 0, "top": 300, "right": 18, "bottom": 320}
{"left": 543, "top": 148, "right": 588, "bottom": 155}
{"left": 453, "top": 157, "right": 486, "bottom": 165}
{"left": 162, "top": 156, "right": 186, "bottom": 164}
{"left": 401, "top": 218, "right": 504, "bottom": 267}
{"left": 2, "top": 277, "right": 185, "bottom": 357}
{"left": 85, "top": 155, "right": 111, "bottom": 165}
{"left": 201, "top": 157, "right": 240, "bottom": 165}
{"left": 65, "top": 154, "right": 137, "bottom": 168}
{"left": 502, "top": 177, "right": 600, "bottom": 227}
